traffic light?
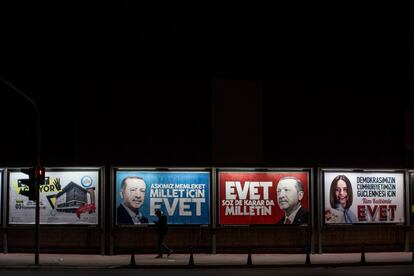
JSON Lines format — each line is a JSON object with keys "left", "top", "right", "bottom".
{"left": 18, "top": 167, "right": 45, "bottom": 201}
{"left": 19, "top": 168, "right": 36, "bottom": 201}
{"left": 35, "top": 166, "right": 45, "bottom": 185}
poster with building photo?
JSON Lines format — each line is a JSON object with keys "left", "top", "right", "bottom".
{"left": 9, "top": 170, "right": 99, "bottom": 225}
{"left": 323, "top": 171, "right": 405, "bottom": 224}
{"left": 219, "top": 171, "right": 310, "bottom": 225}
{"left": 115, "top": 170, "right": 210, "bottom": 225}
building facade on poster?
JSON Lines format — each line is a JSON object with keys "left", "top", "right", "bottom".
{"left": 8, "top": 171, "right": 99, "bottom": 225}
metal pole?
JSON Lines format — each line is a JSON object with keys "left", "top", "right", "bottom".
{"left": 310, "top": 168, "right": 315, "bottom": 254}
{"left": 212, "top": 168, "right": 217, "bottom": 255}
{"left": 35, "top": 177, "right": 40, "bottom": 264}
{"left": 3, "top": 169, "right": 9, "bottom": 253}
{"left": 404, "top": 170, "right": 410, "bottom": 252}
{"left": 317, "top": 168, "right": 323, "bottom": 254}
{"left": 0, "top": 76, "right": 42, "bottom": 265}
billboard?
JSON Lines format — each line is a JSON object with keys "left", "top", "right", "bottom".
{"left": 115, "top": 170, "right": 210, "bottom": 225}
{"left": 0, "top": 169, "right": 2, "bottom": 224}
{"left": 219, "top": 171, "right": 310, "bottom": 225}
{"left": 323, "top": 171, "right": 405, "bottom": 224}
{"left": 9, "top": 170, "right": 100, "bottom": 225}
{"left": 412, "top": 172, "right": 414, "bottom": 224}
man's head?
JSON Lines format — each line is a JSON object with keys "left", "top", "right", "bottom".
{"left": 155, "top": 209, "right": 162, "bottom": 218}
{"left": 276, "top": 177, "right": 304, "bottom": 216}
{"left": 120, "top": 177, "right": 146, "bottom": 212}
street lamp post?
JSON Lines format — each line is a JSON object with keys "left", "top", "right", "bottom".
{"left": 1, "top": 76, "right": 42, "bottom": 265}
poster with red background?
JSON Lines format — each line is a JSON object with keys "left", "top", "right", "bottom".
{"left": 219, "top": 171, "right": 309, "bottom": 225}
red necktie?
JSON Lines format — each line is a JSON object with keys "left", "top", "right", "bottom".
{"left": 285, "top": 218, "right": 292, "bottom": 224}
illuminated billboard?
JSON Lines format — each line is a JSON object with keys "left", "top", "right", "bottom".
{"left": 323, "top": 171, "right": 405, "bottom": 224}
{"left": 9, "top": 169, "right": 100, "bottom": 225}
{"left": 0, "top": 169, "right": 2, "bottom": 224}
{"left": 219, "top": 170, "right": 310, "bottom": 225}
{"left": 115, "top": 170, "right": 210, "bottom": 225}
{"left": 410, "top": 172, "right": 414, "bottom": 224}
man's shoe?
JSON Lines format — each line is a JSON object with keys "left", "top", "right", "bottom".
{"left": 155, "top": 255, "right": 162, "bottom": 258}
{"left": 167, "top": 250, "right": 173, "bottom": 256}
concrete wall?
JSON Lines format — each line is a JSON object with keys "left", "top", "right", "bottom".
{"left": 2, "top": 225, "right": 411, "bottom": 254}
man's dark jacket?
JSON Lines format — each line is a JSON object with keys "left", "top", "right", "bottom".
{"left": 277, "top": 207, "right": 309, "bottom": 224}
{"left": 155, "top": 214, "right": 168, "bottom": 235}
{"left": 116, "top": 204, "right": 148, "bottom": 225}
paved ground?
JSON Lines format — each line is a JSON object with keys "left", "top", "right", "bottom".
{"left": 2, "top": 267, "right": 414, "bottom": 276}
{"left": 0, "top": 252, "right": 413, "bottom": 268}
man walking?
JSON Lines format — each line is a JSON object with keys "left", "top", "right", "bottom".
{"left": 154, "top": 209, "right": 172, "bottom": 258}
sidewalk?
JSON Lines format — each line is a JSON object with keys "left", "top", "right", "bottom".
{"left": 0, "top": 252, "right": 413, "bottom": 268}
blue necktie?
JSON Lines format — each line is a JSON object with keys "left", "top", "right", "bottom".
{"left": 344, "top": 210, "right": 352, "bottom": 223}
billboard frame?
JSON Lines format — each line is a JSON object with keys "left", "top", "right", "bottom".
{"left": 111, "top": 166, "right": 213, "bottom": 228}
{"left": 6, "top": 166, "right": 105, "bottom": 228}
{"left": 0, "top": 168, "right": 4, "bottom": 228}
{"left": 319, "top": 168, "right": 407, "bottom": 227}
{"left": 318, "top": 168, "right": 409, "bottom": 254}
{"left": 216, "top": 167, "right": 314, "bottom": 228}
{"left": 408, "top": 170, "right": 414, "bottom": 227}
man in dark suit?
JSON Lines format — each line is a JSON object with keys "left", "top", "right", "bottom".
{"left": 117, "top": 176, "right": 148, "bottom": 225}
{"left": 154, "top": 209, "right": 172, "bottom": 258}
{"left": 276, "top": 177, "right": 309, "bottom": 224}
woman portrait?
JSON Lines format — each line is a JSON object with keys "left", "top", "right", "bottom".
{"left": 325, "top": 175, "right": 357, "bottom": 223}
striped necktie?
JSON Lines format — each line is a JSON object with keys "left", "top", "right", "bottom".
{"left": 344, "top": 210, "right": 352, "bottom": 223}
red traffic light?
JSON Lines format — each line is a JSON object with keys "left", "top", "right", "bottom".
{"left": 19, "top": 168, "right": 36, "bottom": 201}
{"left": 19, "top": 167, "right": 45, "bottom": 201}
{"left": 35, "top": 167, "right": 45, "bottom": 184}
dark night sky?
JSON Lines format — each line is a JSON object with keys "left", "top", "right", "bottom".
{"left": 0, "top": 3, "right": 411, "bottom": 168}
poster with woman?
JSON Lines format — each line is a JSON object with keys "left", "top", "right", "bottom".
{"left": 324, "top": 171, "right": 405, "bottom": 224}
